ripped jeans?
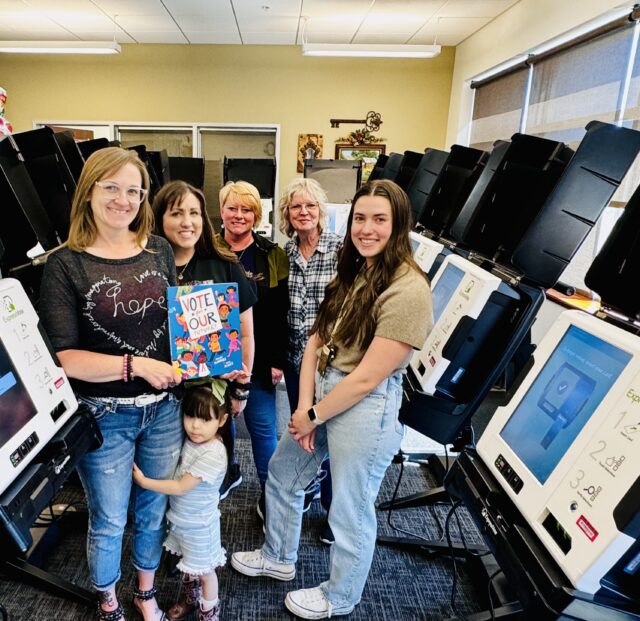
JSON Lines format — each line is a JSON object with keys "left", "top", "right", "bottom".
{"left": 76, "top": 393, "right": 183, "bottom": 590}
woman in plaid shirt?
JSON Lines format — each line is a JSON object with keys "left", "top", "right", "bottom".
{"left": 279, "top": 178, "right": 342, "bottom": 544}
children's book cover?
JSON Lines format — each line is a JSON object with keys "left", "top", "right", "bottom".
{"left": 167, "top": 282, "right": 242, "bottom": 380}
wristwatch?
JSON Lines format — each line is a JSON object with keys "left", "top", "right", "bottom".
{"left": 307, "top": 406, "right": 324, "bottom": 426}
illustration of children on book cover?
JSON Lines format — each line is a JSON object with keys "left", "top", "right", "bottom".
{"left": 167, "top": 282, "right": 242, "bottom": 380}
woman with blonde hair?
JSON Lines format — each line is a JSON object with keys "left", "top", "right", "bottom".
{"left": 40, "top": 147, "right": 182, "bottom": 621}
{"left": 278, "top": 177, "right": 342, "bottom": 542}
{"left": 218, "top": 181, "right": 289, "bottom": 510}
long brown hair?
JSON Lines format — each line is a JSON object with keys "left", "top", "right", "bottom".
{"left": 152, "top": 180, "right": 236, "bottom": 262}
{"left": 67, "top": 147, "right": 152, "bottom": 251}
{"left": 313, "top": 179, "right": 426, "bottom": 349}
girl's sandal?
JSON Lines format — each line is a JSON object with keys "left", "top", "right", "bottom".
{"left": 132, "top": 586, "right": 167, "bottom": 621}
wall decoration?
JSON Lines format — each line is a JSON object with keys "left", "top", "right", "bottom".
{"left": 297, "top": 133, "right": 323, "bottom": 172}
{"left": 335, "top": 144, "right": 386, "bottom": 183}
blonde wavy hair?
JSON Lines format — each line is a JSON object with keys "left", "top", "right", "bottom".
{"left": 278, "top": 178, "right": 328, "bottom": 238}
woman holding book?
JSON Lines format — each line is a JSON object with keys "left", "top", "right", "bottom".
{"left": 153, "top": 180, "right": 256, "bottom": 496}
{"left": 40, "top": 147, "right": 183, "bottom": 621}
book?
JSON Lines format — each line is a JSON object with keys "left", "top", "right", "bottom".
{"left": 167, "top": 282, "right": 242, "bottom": 380}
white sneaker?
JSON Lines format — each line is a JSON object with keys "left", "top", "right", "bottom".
{"left": 231, "top": 549, "right": 295, "bottom": 581}
{"left": 284, "top": 587, "right": 354, "bottom": 619}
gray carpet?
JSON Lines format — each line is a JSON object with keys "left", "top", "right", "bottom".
{"left": 0, "top": 387, "right": 489, "bottom": 620}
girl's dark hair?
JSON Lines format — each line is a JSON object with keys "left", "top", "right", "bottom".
{"left": 182, "top": 385, "right": 233, "bottom": 459}
{"left": 152, "top": 180, "right": 236, "bottom": 262}
{"left": 313, "top": 179, "right": 427, "bottom": 350}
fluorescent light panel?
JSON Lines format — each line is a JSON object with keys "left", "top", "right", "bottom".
{"left": 302, "top": 43, "right": 441, "bottom": 58}
{"left": 0, "top": 41, "right": 121, "bottom": 54}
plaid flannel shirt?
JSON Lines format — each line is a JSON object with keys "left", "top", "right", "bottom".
{"left": 286, "top": 230, "right": 343, "bottom": 369}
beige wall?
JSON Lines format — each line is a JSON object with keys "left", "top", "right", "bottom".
{"left": 0, "top": 43, "right": 455, "bottom": 182}
{"left": 445, "top": 0, "right": 628, "bottom": 147}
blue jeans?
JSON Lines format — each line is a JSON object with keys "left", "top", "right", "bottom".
{"left": 76, "top": 393, "right": 183, "bottom": 591}
{"left": 284, "top": 360, "right": 332, "bottom": 511}
{"left": 244, "top": 378, "right": 278, "bottom": 486}
{"left": 263, "top": 367, "right": 404, "bottom": 612}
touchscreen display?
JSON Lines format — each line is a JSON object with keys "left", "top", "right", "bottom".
{"left": 0, "top": 339, "right": 38, "bottom": 449}
{"left": 432, "top": 263, "right": 465, "bottom": 322}
{"left": 500, "top": 325, "right": 631, "bottom": 484}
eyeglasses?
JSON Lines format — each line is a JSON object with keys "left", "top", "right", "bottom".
{"left": 95, "top": 181, "right": 148, "bottom": 204}
{"left": 289, "top": 202, "right": 319, "bottom": 213}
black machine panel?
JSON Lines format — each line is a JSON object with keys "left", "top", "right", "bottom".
{"left": 0, "top": 138, "right": 59, "bottom": 271}
{"left": 168, "top": 156, "right": 205, "bottom": 189}
{"left": 585, "top": 181, "right": 640, "bottom": 318}
{"left": 223, "top": 157, "right": 276, "bottom": 198}
{"left": 11, "top": 127, "right": 76, "bottom": 241}
{"left": 52, "top": 131, "right": 85, "bottom": 182}
{"left": 367, "top": 153, "right": 388, "bottom": 181}
{"left": 405, "top": 148, "right": 449, "bottom": 224}
{"left": 449, "top": 134, "right": 573, "bottom": 262}
{"left": 378, "top": 152, "right": 403, "bottom": 182}
{"left": 77, "top": 137, "right": 109, "bottom": 160}
{"left": 417, "top": 144, "right": 488, "bottom": 237}
{"left": 148, "top": 150, "right": 170, "bottom": 188}
{"left": 512, "top": 121, "right": 640, "bottom": 288}
{"left": 394, "top": 150, "right": 424, "bottom": 191}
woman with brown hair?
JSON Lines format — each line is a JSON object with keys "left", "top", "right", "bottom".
{"left": 152, "top": 180, "right": 256, "bottom": 504}
{"left": 232, "top": 179, "right": 433, "bottom": 619}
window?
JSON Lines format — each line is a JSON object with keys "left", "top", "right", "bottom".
{"left": 470, "top": 67, "right": 528, "bottom": 151}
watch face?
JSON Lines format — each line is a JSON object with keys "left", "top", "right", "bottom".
{"left": 307, "top": 407, "right": 316, "bottom": 421}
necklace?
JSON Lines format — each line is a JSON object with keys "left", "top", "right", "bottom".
{"left": 176, "top": 257, "right": 193, "bottom": 283}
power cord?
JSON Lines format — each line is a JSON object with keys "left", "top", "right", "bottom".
{"left": 385, "top": 458, "right": 439, "bottom": 544}
{"left": 32, "top": 501, "right": 86, "bottom": 528}
{"left": 487, "top": 568, "right": 503, "bottom": 620}
{"left": 445, "top": 500, "right": 467, "bottom": 621}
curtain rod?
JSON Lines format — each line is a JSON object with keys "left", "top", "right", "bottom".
{"left": 471, "top": 6, "right": 640, "bottom": 90}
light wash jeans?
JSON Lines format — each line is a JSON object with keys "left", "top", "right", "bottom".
{"left": 76, "top": 393, "right": 183, "bottom": 591}
{"left": 284, "top": 360, "right": 332, "bottom": 511}
{"left": 244, "top": 378, "right": 278, "bottom": 485}
{"left": 263, "top": 367, "right": 404, "bottom": 612}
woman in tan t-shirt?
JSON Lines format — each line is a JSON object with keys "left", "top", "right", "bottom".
{"left": 231, "top": 180, "right": 434, "bottom": 620}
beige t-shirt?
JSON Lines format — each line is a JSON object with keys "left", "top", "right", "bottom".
{"left": 326, "top": 264, "right": 433, "bottom": 374}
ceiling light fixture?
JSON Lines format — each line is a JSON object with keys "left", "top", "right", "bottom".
{"left": 0, "top": 40, "right": 121, "bottom": 55}
{"left": 302, "top": 43, "right": 440, "bottom": 58}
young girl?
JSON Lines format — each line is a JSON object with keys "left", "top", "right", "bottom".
{"left": 133, "top": 382, "right": 231, "bottom": 621}
{"left": 232, "top": 179, "right": 434, "bottom": 619}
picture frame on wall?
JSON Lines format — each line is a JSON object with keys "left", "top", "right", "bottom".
{"left": 335, "top": 143, "right": 386, "bottom": 182}
{"left": 297, "top": 133, "right": 323, "bottom": 172}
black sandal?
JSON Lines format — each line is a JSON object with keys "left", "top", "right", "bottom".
{"left": 133, "top": 586, "right": 167, "bottom": 621}
{"left": 96, "top": 604, "right": 125, "bottom": 621}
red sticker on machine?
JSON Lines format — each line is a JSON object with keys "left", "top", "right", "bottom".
{"left": 577, "top": 515, "right": 598, "bottom": 541}
{"left": 54, "top": 377, "right": 65, "bottom": 389}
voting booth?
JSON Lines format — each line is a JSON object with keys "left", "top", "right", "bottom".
{"left": 441, "top": 130, "right": 640, "bottom": 618}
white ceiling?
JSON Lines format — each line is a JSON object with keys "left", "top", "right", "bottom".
{"left": 0, "top": 0, "right": 519, "bottom": 47}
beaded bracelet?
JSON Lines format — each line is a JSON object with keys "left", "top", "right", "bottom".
{"left": 122, "top": 354, "right": 129, "bottom": 383}
{"left": 126, "top": 354, "right": 134, "bottom": 382}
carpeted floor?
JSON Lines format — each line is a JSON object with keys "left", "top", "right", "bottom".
{"left": 0, "top": 388, "right": 492, "bottom": 620}
{"left": 0, "top": 442, "right": 488, "bottom": 621}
